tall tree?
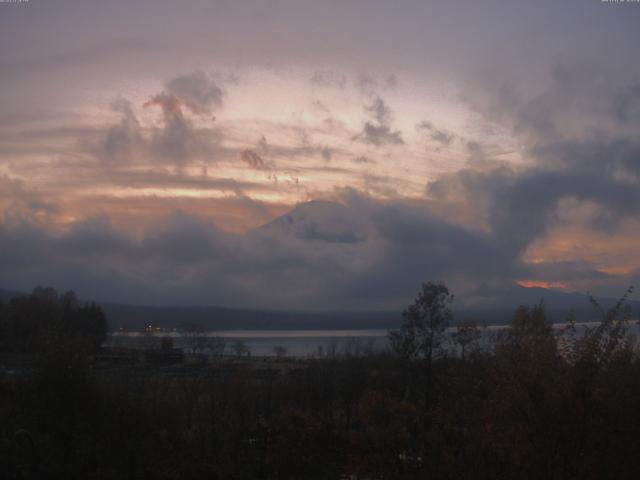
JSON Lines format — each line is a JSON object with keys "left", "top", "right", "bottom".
{"left": 389, "top": 281, "right": 454, "bottom": 363}
{"left": 389, "top": 281, "right": 454, "bottom": 413}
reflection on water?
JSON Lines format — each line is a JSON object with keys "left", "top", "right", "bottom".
{"left": 108, "top": 329, "right": 389, "bottom": 357}
{"left": 106, "top": 322, "right": 640, "bottom": 358}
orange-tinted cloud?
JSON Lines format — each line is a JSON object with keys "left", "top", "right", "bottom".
{"left": 517, "top": 280, "right": 570, "bottom": 290}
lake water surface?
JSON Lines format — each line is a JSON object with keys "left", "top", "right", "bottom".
{"left": 107, "top": 321, "right": 640, "bottom": 357}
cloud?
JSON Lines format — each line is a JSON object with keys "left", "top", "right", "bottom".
{"left": 355, "top": 122, "right": 403, "bottom": 146}
{"left": 438, "top": 63, "right": 640, "bottom": 258}
{"left": 240, "top": 148, "right": 269, "bottom": 170}
{"left": 430, "top": 143, "right": 640, "bottom": 259}
{"left": 257, "top": 134, "right": 269, "bottom": 152}
{"left": 141, "top": 211, "right": 228, "bottom": 264}
{"left": 94, "top": 74, "right": 225, "bottom": 167}
{"left": 100, "top": 98, "right": 143, "bottom": 164}
{"left": 366, "top": 96, "right": 392, "bottom": 124}
{"left": 165, "top": 70, "right": 225, "bottom": 114}
{"left": 0, "top": 194, "right": 528, "bottom": 309}
{"left": 525, "top": 260, "right": 614, "bottom": 285}
{"left": 385, "top": 74, "right": 398, "bottom": 89}
{"left": 320, "top": 146, "right": 332, "bottom": 161}
{"left": 6, "top": 59, "right": 640, "bottom": 307}
{"left": 612, "top": 83, "right": 640, "bottom": 124}
{"left": 95, "top": 70, "right": 226, "bottom": 166}
{"left": 353, "top": 155, "right": 375, "bottom": 164}
{"left": 2, "top": 174, "right": 639, "bottom": 310}
{"left": 417, "top": 121, "right": 455, "bottom": 147}
{"left": 355, "top": 73, "right": 377, "bottom": 96}
{"left": 310, "top": 70, "right": 347, "bottom": 89}
{"left": 354, "top": 96, "right": 404, "bottom": 146}
{"left": 59, "top": 216, "right": 134, "bottom": 258}
{"left": 465, "top": 141, "right": 489, "bottom": 165}
{"left": 145, "top": 96, "right": 203, "bottom": 163}
{"left": 141, "top": 92, "right": 222, "bottom": 164}
{"left": 0, "top": 175, "right": 60, "bottom": 225}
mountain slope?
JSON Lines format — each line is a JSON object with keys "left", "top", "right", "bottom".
{"left": 255, "top": 200, "right": 368, "bottom": 243}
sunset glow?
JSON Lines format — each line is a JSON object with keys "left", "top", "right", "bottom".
{"left": 1, "top": 0, "right": 639, "bottom": 308}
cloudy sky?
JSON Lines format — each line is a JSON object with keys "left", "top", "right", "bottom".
{"left": 1, "top": 0, "right": 640, "bottom": 309}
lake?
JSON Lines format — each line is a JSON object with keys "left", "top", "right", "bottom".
{"left": 107, "top": 329, "right": 389, "bottom": 357}
{"left": 106, "top": 321, "right": 640, "bottom": 357}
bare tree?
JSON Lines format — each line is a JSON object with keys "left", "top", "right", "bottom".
{"left": 232, "top": 339, "right": 249, "bottom": 357}
{"left": 183, "top": 323, "right": 207, "bottom": 355}
{"left": 273, "top": 345, "right": 287, "bottom": 358}
{"left": 210, "top": 333, "right": 227, "bottom": 358}
{"left": 140, "top": 325, "right": 158, "bottom": 349}
{"left": 160, "top": 335, "right": 174, "bottom": 350}
{"left": 452, "top": 320, "right": 481, "bottom": 360}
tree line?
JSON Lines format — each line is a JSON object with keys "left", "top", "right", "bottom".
{"left": 0, "top": 287, "right": 107, "bottom": 354}
{"left": 1, "top": 283, "right": 639, "bottom": 479}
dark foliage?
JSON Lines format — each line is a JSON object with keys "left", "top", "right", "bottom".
{"left": 1, "top": 284, "right": 639, "bottom": 479}
{"left": 0, "top": 287, "right": 108, "bottom": 353}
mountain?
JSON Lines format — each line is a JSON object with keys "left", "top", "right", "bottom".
{"left": 254, "top": 200, "right": 368, "bottom": 243}
{"left": 87, "top": 286, "right": 640, "bottom": 331}
{"left": 101, "top": 303, "right": 398, "bottom": 331}
{"left": 456, "top": 285, "right": 638, "bottom": 324}
{"left": 3, "top": 285, "right": 637, "bottom": 331}
{"left": 0, "top": 289, "right": 25, "bottom": 302}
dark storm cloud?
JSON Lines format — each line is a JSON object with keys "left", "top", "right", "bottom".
{"left": 3, "top": 172, "right": 638, "bottom": 309}
{"left": 0, "top": 194, "right": 533, "bottom": 309}
{"left": 6, "top": 60, "right": 640, "bottom": 309}
{"left": 430, "top": 140, "right": 640, "bottom": 258}
{"left": 0, "top": 221, "right": 50, "bottom": 270}
{"left": 31, "top": 63, "right": 640, "bottom": 307}
{"left": 58, "top": 217, "right": 134, "bottom": 257}
{"left": 141, "top": 212, "right": 228, "bottom": 264}
{"left": 334, "top": 202, "right": 521, "bottom": 302}
{"left": 2, "top": 0, "right": 640, "bottom": 308}
{"left": 532, "top": 138, "right": 640, "bottom": 180}
{"left": 441, "top": 61, "right": 640, "bottom": 258}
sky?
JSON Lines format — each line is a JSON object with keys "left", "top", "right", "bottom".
{"left": 1, "top": 0, "right": 640, "bottom": 310}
